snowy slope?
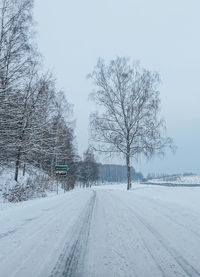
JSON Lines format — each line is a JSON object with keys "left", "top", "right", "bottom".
{"left": 1, "top": 184, "right": 200, "bottom": 276}
{"left": 0, "top": 166, "right": 58, "bottom": 203}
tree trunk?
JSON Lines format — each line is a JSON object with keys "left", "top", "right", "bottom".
{"left": 23, "top": 162, "right": 26, "bottom": 176}
{"left": 126, "top": 154, "right": 131, "bottom": 190}
{"left": 15, "top": 146, "right": 21, "bottom": 182}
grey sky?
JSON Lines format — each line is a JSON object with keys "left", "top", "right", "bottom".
{"left": 34, "top": 0, "right": 200, "bottom": 176}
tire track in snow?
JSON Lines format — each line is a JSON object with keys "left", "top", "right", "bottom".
{"left": 50, "top": 191, "right": 96, "bottom": 277}
{"left": 132, "top": 209, "right": 200, "bottom": 277}
{"left": 134, "top": 195, "right": 200, "bottom": 240}
{"left": 103, "top": 192, "right": 168, "bottom": 277}
{"left": 92, "top": 191, "right": 165, "bottom": 277}
{"left": 113, "top": 192, "right": 200, "bottom": 277}
{"left": 0, "top": 191, "right": 93, "bottom": 277}
{"left": 95, "top": 192, "right": 139, "bottom": 277}
{"left": 109, "top": 191, "right": 200, "bottom": 277}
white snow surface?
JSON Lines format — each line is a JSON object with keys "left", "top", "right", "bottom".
{"left": 147, "top": 174, "right": 200, "bottom": 185}
{"left": 1, "top": 183, "right": 200, "bottom": 276}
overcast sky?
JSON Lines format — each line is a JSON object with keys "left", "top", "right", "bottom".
{"left": 34, "top": 0, "right": 200, "bottom": 176}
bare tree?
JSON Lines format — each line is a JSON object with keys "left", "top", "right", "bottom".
{"left": 13, "top": 71, "right": 55, "bottom": 181}
{"left": 88, "top": 57, "right": 174, "bottom": 190}
{"left": 0, "top": 0, "right": 37, "bottom": 172}
{"left": 0, "top": 0, "right": 78, "bottom": 195}
{"left": 0, "top": 0, "right": 35, "bottom": 92}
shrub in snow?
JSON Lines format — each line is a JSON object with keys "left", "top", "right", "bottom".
{"left": 3, "top": 184, "right": 29, "bottom": 202}
{"left": 2, "top": 175, "right": 49, "bottom": 202}
{"left": 3, "top": 182, "right": 47, "bottom": 202}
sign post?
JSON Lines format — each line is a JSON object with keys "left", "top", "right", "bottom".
{"left": 55, "top": 165, "right": 68, "bottom": 194}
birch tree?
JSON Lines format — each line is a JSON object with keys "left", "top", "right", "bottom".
{"left": 0, "top": 0, "right": 36, "bottom": 170}
{"left": 88, "top": 57, "right": 173, "bottom": 190}
{"left": 0, "top": 0, "right": 35, "bottom": 92}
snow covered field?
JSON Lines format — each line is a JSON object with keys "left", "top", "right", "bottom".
{"left": 1, "top": 184, "right": 200, "bottom": 276}
{"left": 147, "top": 174, "right": 200, "bottom": 185}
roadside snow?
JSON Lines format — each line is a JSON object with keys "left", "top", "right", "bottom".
{"left": 0, "top": 166, "right": 58, "bottom": 203}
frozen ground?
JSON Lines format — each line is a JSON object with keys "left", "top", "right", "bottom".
{"left": 1, "top": 183, "right": 200, "bottom": 276}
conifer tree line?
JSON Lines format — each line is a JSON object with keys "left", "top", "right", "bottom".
{"left": 98, "top": 164, "right": 143, "bottom": 183}
{"left": 0, "top": 0, "right": 77, "bottom": 188}
{"left": 77, "top": 148, "right": 99, "bottom": 188}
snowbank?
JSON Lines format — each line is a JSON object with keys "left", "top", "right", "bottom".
{"left": 0, "top": 166, "right": 57, "bottom": 203}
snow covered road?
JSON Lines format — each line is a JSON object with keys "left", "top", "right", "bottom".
{"left": 1, "top": 184, "right": 200, "bottom": 276}
{"left": 0, "top": 190, "right": 94, "bottom": 277}
{"left": 86, "top": 186, "right": 200, "bottom": 277}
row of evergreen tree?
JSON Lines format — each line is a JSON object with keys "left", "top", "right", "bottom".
{"left": 98, "top": 164, "right": 144, "bottom": 183}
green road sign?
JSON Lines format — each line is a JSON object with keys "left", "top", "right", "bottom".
{"left": 55, "top": 165, "right": 68, "bottom": 171}
{"left": 55, "top": 165, "right": 68, "bottom": 175}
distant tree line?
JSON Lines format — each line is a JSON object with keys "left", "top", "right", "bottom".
{"left": 98, "top": 164, "right": 144, "bottom": 183}
{"left": 77, "top": 148, "right": 99, "bottom": 188}
{"left": 76, "top": 152, "right": 144, "bottom": 186}
{"left": 0, "top": 0, "right": 77, "bottom": 189}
